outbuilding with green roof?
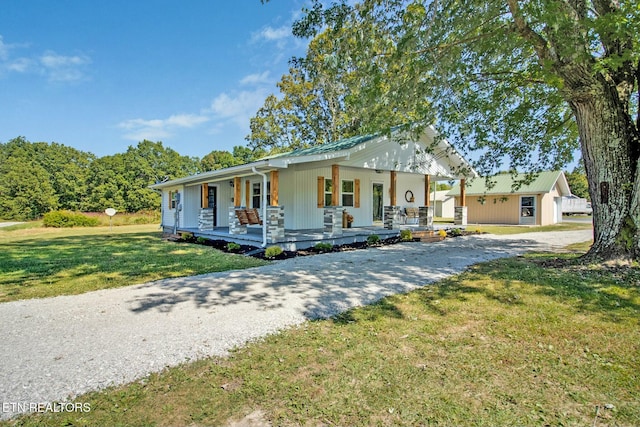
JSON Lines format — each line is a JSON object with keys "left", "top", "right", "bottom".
{"left": 447, "top": 171, "right": 571, "bottom": 226}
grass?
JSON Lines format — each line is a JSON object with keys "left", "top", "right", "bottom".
{"left": 476, "top": 221, "right": 593, "bottom": 235}
{"left": 0, "top": 224, "right": 267, "bottom": 302}
{"left": 5, "top": 247, "right": 639, "bottom": 427}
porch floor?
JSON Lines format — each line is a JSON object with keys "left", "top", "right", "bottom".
{"left": 175, "top": 223, "right": 454, "bottom": 251}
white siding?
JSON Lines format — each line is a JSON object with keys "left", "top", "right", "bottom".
{"left": 161, "top": 185, "right": 184, "bottom": 229}
{"left": 277, "top": 166, "right": 429, "bottom": 229}
{"left": 183, "top": 185, "right": 201, "bottom": 228}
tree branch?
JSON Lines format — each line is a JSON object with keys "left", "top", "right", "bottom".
{"left": 468, "top": 71, "right": 546, "bottom": 85}
{"left": 505, "top": 0, "right": 551, "bottom": 63}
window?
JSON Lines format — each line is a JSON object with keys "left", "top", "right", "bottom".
{"left": 252, "top": 183, "right": 260, "bottom": 208}
{"left": 169, "top": 191, "right": 179, "bottom": 210}
{"left": 252, "top": 182, "right": 271, "bottom": 208}
{"left": 342, "top": 180, "right": 354, "bottom": 207}
{"left": 520, "top": 196, "right": 535, "bottom": 217}
{"left": 324, "top": 179, "right": 333, "bottom": 206}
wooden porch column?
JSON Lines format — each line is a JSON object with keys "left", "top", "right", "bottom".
{"left": 233, "top": 177, "right": 241, "bottom": 206}
{"left": 390, "top": 171, "right": 397, "bottom": 205}
{"left": 331, "top": 164, "right": 340, "bottom": 206}
{"left": 460, "top": 178, "right": 466, "bottom": 207}
{"left": 424, "top": 175, "right": 431, "bottom": 207}
{"left": 270, "top": 170, "right": 279, "bottom": 206}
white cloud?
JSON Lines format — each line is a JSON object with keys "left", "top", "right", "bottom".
{"left": 39, "top": 51, "right": 91, "bottom": 82}
{"left": 252, "top": 25, "right": 291, "bottom": 42}
{"left": 0, "top": 34, "right": 92, "bottom": 81}
{"left": 118, "top": 113, "right": 210, "bottom": 142}
{"left": 6, "top": 57, "right": 32, "bottom": 72}
{"left": 240, "top": 71, "right": 271, "bottom": 86}
{"left": 0, "top": 36, "right": 9, "bottom": 61}
{"left": 0, "top": 35, "right": 32, "bottom": 74}
{"left": 207, "top": 89, "right": 269, "bottom": 128}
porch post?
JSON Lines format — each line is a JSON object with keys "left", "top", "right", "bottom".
{"left": 270, "top": 170, "right": 279, "bottom": 206}
{"left": 331, "top": 165, "right": 340, "bottom": 207}
{"left": 454, "top": 178, "right": 468, "bottom": 226}
{"left": 390, "top": 171, "right": 397, "bottom": 206}
{"left": 424, "top": 175, "right": 430, "bottom": 207}
{"left": 233, "top": 177, "right": 241, "bottom": 207}
{"left": 267, "top": 171, "right": 284, "bottom": 243}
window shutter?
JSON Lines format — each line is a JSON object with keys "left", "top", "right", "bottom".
{"left": 168, "top": 191, "right": 173, "bottom": 209}
{"left": 354, "top": 179, "right": 360, "bottom": 208}
{"left": 201, "top": 183, "right": 208, "bottom": 208}
{"left": 317, "top": 176, "right": 325, "bottom": 208}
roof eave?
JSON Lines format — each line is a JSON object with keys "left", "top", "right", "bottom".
{"left": 149, "top": 159, "right": 273, "bottom": 189}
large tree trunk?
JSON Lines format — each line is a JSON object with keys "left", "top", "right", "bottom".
{"left": 567, "top": 74, "right": 640, "bottom": 260}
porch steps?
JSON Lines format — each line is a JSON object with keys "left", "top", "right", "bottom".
{"left": 411, "top": 230, "right": 445, "bottom": 243}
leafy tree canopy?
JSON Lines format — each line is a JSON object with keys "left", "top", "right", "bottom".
{"left": 264, "top": 0, "right": 639, "bottom": 260}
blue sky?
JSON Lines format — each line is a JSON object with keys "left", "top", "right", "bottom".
{"left": 0, "top": 1, "right": 309, "bottom": 158}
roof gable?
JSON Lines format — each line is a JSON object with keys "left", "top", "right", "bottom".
{"left": 151, "top": 126, "right": 477, "bottom": 189}
{"left": 266, "top": 126, "right": 477, "bottom": 179}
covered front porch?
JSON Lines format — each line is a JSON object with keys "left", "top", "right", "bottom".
{"left": 175, "top": 223, "right": 451, "bottom": 252}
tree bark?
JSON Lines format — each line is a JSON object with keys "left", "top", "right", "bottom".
{"left": 566, "top": 73, "right": 640, "bottom": 260}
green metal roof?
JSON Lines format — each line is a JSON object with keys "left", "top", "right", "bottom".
{"left": 448, "top": 171, "right": 564, "bottom": 196}
{"left": 264, "top": 132, "right": 379, "bottom": 159}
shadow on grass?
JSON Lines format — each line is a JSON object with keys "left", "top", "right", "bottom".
{"left": 411, "top": 255, "right": 640, "bottom": 323}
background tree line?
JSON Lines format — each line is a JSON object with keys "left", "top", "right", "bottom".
{"left": 0, "top": 137, "right": 264, "bottom": 220}
{"left": 0, "top": 134, "right": 588, "bottom": 222}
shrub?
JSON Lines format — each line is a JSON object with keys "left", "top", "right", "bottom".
{"left": 43, "top": 211, "right": 99, "bottom": 228}
{"left": 314, "top": 242, "right": 333, "bottom": 252}
{"left": 399, "top": 229, "right": 413, "bottom": 241}
{"left": 264, "top": 245, "right": 283, "bottom": 258}
{"left": 367, "top": 234, "right": 381, "bottom": 245}
{"left": 438, "top": 229, "right": 447, "bottom": 238}
{"left": 196, "top": 237, "right": 208, "bottom": 244}
{"left": 226, "top": 242, "right": 241, "bottom": 252}
{"left": 448, "top": 228, "right": 463, "bottom": 237}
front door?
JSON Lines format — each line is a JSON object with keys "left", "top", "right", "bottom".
{"left": 373, "top": 183, "right": 383, "bottom": 222}
{"left": 207, "top": 186, "right": 217, "bottom": 226}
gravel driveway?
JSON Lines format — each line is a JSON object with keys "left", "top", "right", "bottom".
{"left": 0, "top": 230, "right": 592, "bottom": 419}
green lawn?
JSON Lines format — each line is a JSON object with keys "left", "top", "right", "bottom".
{"left": 475, "top": 221, "right": 593, "bottom": 235}
{"left": 0, "top": 224, "right": 267, "bottom": 302}
{"left": 5, "top": 243, "right": 638, "bottom": 427}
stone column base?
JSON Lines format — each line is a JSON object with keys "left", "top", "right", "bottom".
{"left": 419, "top": 206, "right": 434, "bottom": 229}
{"left": 229, "top": 207, "right": 247, "bottom": 234}
{"left": 323, "top": 206, "right": 343, "bottom": 237}
{"left": 454, "top": 206, "right": 468, "bottom": 226}
{"left": 384, "top": 206, "right": 403, "bottom": 230}
{"left": 266, "top": 206, "right": 285, "bottom": 243}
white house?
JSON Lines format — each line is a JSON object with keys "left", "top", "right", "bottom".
{"left": 151, "top": 126, "right": 476, "bottom": 249}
